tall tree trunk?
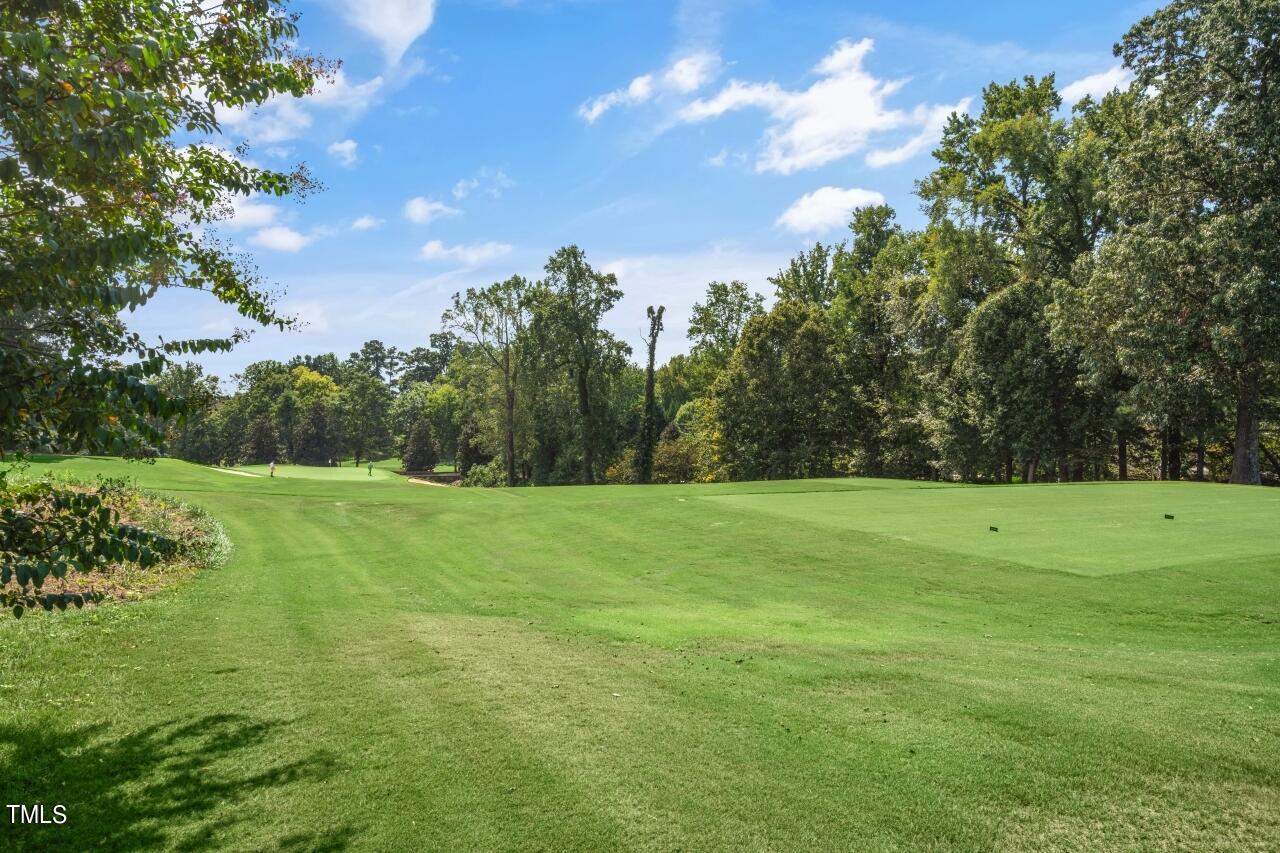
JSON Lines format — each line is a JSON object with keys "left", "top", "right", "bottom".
{"left": 1195, "top": 436, "right": 1206, "bottom": 481}
{"left": 502, "top": 349, "right": 517, "bottom": 488}
{"left": 1162, "top": 422, "right": 1172, "bottom": 479}
{"left": 1117, "top": 430, "right": 1128, "bottom": 481}
{"left": 457, "top": 428, "right": 472, "bottom": 478}
{"left": 637, "top": 368, "right": 657, "bottom": 483}
{"left": 1230, "top": 372, "right": 1262, "bottom": 485}
{"left": 503, "top": 384, "right": 517, "bottom": 488}
{"left": 637, "top": 306, "right": 664, "bottom": 485}
{"left": 1003, "top": 452, "right": 1014, "bottom": 484}
{"left": 1168, "top": 422, "right": 1183, "bottom": 481}
{"left": 576, "top": 366, "right": 595, "bottom": 485}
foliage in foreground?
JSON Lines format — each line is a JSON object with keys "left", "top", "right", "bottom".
{"left": 1, "top": 471, "right": 229, "bottom": 617}
{"left": 0, "top": 0, "right": 322, "bottom": 579}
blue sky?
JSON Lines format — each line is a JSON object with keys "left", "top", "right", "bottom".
{"left": 138, "top": 0, "right": 1157, "bottom": 377}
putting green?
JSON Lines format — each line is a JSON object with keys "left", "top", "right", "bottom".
{"left": 3, "top": 457, "right": 1278, "bottom": 851}
{"left": 706, "top": 481, "right": 1280, "bottom": 575}
{"left": 237, "top": 462, "right": 401, "bottom": 481}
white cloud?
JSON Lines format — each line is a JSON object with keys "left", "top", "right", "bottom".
{"left": 211, "top": 185, "right": 326, "bottom": 253}
{"left": 285, "top": 300, "right": 331, "bottom": 334}
{"left": 627, "top": 75, "right": 656, "bottom": 102}
{"left": 308, "top": 70, "right": 385, "bottom": 109}
{"left": 452, "top": 177, "right": 479, "bottom": 199}
{"left": 404, "top": 196, "right": 460, "bottom": 224}
{"left": 214, "top": 70, "right": 383, "bottom": 145}
{"left": 215, "top": 187, "right": 329, "bottom": 255}
{"left": 1060, "top": 66, "right": 1132, "bottom": 103}
{"left": 776, "top": 186, "right": 886, "bottom": 233}
{"left": 866, "top": 99, "right": 970, "bottom": 168}
{"left": 250, "top": 226, "right": 312, "bottom": 252}
{"left": 664, "top": 52, "right": 718, "bottom": 93}
{"left": 601, "top": 245, "right": 789, "bottom": 362}
{"left": 419, "top": 240, "right": 512, "bottom": 266}
{"left": 580, "top": 75, "right": 654, "bottom": 123}
{"left": 678, "top": 38, "right": 959, "bottom": 175}
{"left": 580, "top": 51, "right": 720, "bottom": 123}
{"left": 351, "top": 215, "right": 383, "bottom": 231}
{"left": 331, "top": 0, "right": 437, "bottom": 65}
{"left": 216, "top": 97, "right": 312, "bottom": 144}
{"left": 327, "top": 139, "right": 359, "bottom": 166}
{"left": 704, "top": 148, "right": 749, "bottom": 168}
{"left": 452, "top": 167, "right": 513, "bottom": 199}
{"left": 223, "top": 195, "right": 280, "bottom": 230}
{"left": 200, "top": 317, "right": 236, "bottom": 336}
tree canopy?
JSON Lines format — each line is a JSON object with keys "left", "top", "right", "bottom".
{"left": 1, "top": 0, "right": 324, "bottom": 612}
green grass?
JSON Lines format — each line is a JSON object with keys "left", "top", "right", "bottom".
{"left": 236, "top": 461, "right": 402, "bottom": 481}
{"left": 711, "top": 480, "right": 1280, "bottom": 575}
{"left": 237, "top": 458, "right": 457, "bottom": 478}
{"left": 2, "top": 457, "right": 1278, "bottom": 851}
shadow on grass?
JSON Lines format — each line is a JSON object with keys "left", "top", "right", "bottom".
{"left": 0, "top": 713, "right": 355, "bottom": 851}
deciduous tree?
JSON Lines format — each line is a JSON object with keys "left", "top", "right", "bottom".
{"left": 444, "top": 276, "right": 531, "bottom": 487}
{"left": 533, "top": 247, "right": 624, "bottom": 484}
{"left": 1093, "top": 0, "right": 1280, "bottom": 483}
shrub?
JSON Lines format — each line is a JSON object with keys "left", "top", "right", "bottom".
{"left": 605, "top": 448, "right": 638, "bottom": 484}
{"left": 401, "top": 418, "right": 440, "bottom": 473}
{"left": 462, "top": 457, "right": 506, "bottom": 488}
{"left": 1, "top": 476, "right": 230, "bottom": 617}
{"left": 652, "top": 399, "right": 725, "bottom": 483}
{"left": 652, "top": 436, "right": 698, "bottom": 483}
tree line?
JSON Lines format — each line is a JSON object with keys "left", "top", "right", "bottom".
{"left": 162, "top": 1, "right": 1280, "bottom": 487}
{"left": 7, "top": 0, "right": 1280, "bottom": 497}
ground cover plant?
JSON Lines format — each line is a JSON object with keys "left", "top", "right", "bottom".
{"left": 1, "top": 456, "right": 1276, "bottom": 851}
{"left": 0, "top": 471, "right": 229, "bottom": 615}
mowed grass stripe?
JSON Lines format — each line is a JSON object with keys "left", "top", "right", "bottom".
{"left": 229, "top": 497, "right": 633, "bottom": 850}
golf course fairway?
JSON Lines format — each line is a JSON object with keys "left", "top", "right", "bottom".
{"left": 2, "top": 456, "right": 1278, "bottom": 851}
